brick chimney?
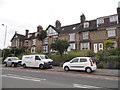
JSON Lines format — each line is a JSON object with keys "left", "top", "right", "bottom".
{"left": 80, "top": 14, "right": 86, "bottom": 23}
{"left": 55, "top": 20, "right": 61, "bottom": 29}
{"left": 37, "top": 25, "right": 43, "bottom": 32}
{"left": 25, "top": 29, "right": 29, "bottom": 38}
{"left": 117, "top": 1, "right": 120, "bottom": 24}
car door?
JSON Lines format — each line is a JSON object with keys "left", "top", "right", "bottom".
{"left": 79, "top": 58, "right": 88, "bottom": 70}
{"left": 69, "top": 58, "right": 80, "bottom": 70}
{"left": 7, "top": 58, "right": 12, "bottom": 66}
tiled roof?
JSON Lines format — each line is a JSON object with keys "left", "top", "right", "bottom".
{"left": 11, "top": 33, "right": 26, "bottom": 41}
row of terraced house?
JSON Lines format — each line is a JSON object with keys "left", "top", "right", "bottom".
{"left": 11, "top": 6, "right": 120, "bottom": 54}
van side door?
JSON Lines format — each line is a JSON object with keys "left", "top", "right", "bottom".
{"left": 33, "top": 55, "right": 41, "bottom": 67}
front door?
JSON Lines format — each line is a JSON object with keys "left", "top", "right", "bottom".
{"left": 94, "top": 44, "right": 98, "bottom": 53}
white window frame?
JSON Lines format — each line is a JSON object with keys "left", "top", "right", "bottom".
{"left": 84, "top": 22, "right": 89, "bottom": 28}
{"left": 97, "top": 18, "right": 104, "bottom": 24}
{"left": 44, "top": 38, "right": 48, "bottom": 44}
{"left": 32, "top": 39, "right": 36, "bottom": 45}
{"left": 81, "top": 42, "right": 90, "bottom": 50}
{"left": 67, "top": 43, "right": 75, "bottom": 51}
{"left": 98, "top": 43, "right": 103, "bottom": 51}
{"left": 83, "top": 32, "right": 89, "bottom": 39}
{"left": 107, "top": 28, "right": 116, "bottom": 37}
{"left": 25, "top": 40, "right": 28, "bottom": 46}
{"left": 15, "top": 40, "right": 18, "bottom": 47}
{"left": 69, "top": 33, "right": 75, "bottom": 41}
{"left": 43, "top": 45, "right": 48, "bottom": 53}
{"left": 110, "top": 15, "right": 118, "bottom": 22}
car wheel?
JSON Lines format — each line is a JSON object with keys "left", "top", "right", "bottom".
{"left": 39, "top": 64, "right": 44, "bottom": 70}
{"left": 86, "top": 67, "right": 92, "bottom": 73}
{"left": 64, "top": 66, "right": 70, "bottom": 71}
{"left": 23, "top": 64, "right": 26, "bottom": 68}
{"left": 3, "top": 63, "right": 7, "bottom": 67}
{"left": 11, "top": 63, "right": 15, "bottom": 67}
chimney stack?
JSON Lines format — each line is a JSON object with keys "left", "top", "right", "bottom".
{"left": 37, "top": 25, "right": 43, "bottom": 32}
{"left": 117, "top": 1, "right": 120, "bottom": 24}
{"left": 55, "top": 20, "right": 61, "bottom": 29}
{"left": 25, "top": 29, "right": 29, "bottom": 38}
{"left": 80, "top": 14, "right": 86, "bottom": 23}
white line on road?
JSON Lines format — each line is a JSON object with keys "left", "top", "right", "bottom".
{"left": 73, "top": 83, "right": 101, "bottom": 88}
{"left": 2, "top": 74, "right": 46, "bottom": 82}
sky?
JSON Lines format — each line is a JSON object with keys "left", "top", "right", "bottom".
{"left": 0, "top": 0, "right": 120, "bottom": 49}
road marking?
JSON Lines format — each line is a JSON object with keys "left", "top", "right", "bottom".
{"left": 73, "top": 83, "right": 101, "bottom": 88}
{"left": 2, "top": 74, "right": 46, "bottom": 82}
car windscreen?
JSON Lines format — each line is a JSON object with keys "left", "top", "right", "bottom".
{"left": 40, "top": 55, "right": 49, "bottom": 59}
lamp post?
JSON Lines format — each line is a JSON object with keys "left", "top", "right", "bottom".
{"left": 2, "top": 24, "right": 7, "bottom": 48}
{"left": 2, "top": 24, "right": 7, "bottom": 59}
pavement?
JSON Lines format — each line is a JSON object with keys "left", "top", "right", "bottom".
{"left": 1, "top": 63, "right": 119, "bottom": 77}
{"left": 46, "top": 66, "right": 120, "bottom": 77}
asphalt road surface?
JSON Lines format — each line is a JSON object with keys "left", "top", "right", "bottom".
{"left": 2, "top": 67, "right": 119, "bottom": 89}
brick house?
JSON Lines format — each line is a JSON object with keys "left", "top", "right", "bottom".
{"left": 44, "top": 6, "right": 120, "bottom": 53}
{"left": 11, "top": 5, "right": 120, "bottom": 54}
{"left": 11, "top": 25, "right": 43, "bottom": 53}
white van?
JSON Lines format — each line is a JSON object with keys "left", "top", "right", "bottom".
{"left": 22, "top": 55, "right": 53, "bottom": 69}
{"left": 63, "top": 57, "right": 97, "bottom": 73}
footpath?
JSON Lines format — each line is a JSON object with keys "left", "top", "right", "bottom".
{"left": 47, "top": 66, "right": 119, "bottom": 77}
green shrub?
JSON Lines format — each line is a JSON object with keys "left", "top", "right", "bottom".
{"left": 106, "top": 56, "right": 119, "bottom": 61}
{"left": 116, "top": 63, "right": 120, "bottom": 69}
{"left": 97, "top": 63, "right": 104, "bottom": 69}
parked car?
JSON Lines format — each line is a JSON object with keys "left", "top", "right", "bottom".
{"left": 3, "top": 57, "right": 22, "bottom": 67}
{"left": 21, "top": 55, "right": 53, "bottom": 69}
{"left": 63, "top": 57, "right": 97, "bottom": 73}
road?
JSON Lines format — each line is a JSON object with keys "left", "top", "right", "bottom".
{"left": 2, "top": 67, "right": 119, "bottom": 89}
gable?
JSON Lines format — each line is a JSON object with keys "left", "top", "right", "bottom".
{"left": 47, "top": 26, "right": 58, "bottom": 36}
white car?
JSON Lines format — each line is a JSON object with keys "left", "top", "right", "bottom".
{"left": 22, "top": 55, "right": 53, "bottom": 69}
{"left": 3, "top": 57, "right": 22, "bottom": 67}
{"left": 63, "top": 57, "right": 97, "bottom": 73}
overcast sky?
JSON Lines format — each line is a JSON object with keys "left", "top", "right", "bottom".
{"left": 0, "top": 0, "right": 119, "bottom": 49}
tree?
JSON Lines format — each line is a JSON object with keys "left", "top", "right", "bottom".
{"left": 51, "top": 39, "right": 70, "bottom": 57}
{"left": 104, "top": 40, "right": 116, "bottom": 50}
{"left": 37, "top": 30, "right": 47, "bottom": 45}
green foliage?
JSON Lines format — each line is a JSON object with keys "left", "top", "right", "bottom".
{"left": 51, "top": 39, "right": 70, "bottom": 57}
{"left": 11, "top": 48, "right": 25, "bottom": 56}
{"left": 106, "top": 56, "right": 119, "bottom": 61}
{"left": 104, "top": 40, "right": 116, "bottom": 49}
{"left": 37, "top": 30, "right": 47, "bottom": 41}
{"left": 2, "top": 49, "right": 11, "bottom": 59}
{"left": 116, "top": 63, "right": 120, "bottom": 69}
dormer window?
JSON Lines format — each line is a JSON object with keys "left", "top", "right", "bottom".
{"left": 62, "top": 28, "right": 64, "bottom": 30}
{"left": 73, "top": 27, "right": 76, "bottom": 30}
{"left": 84, "top": 22, "right": 89, "bottom": 28}
{"left": 97, "top": 18, "right": 104, "bottom": 24}
{"left": 110, "top": 15, "right": 118, "bottom": 22}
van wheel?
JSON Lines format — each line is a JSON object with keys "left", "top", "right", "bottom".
{"left": 3, "top": 63, "right": 7, "bottom": 67}
{"left": 23, "top": 64, "right": 26, "bottom": 68}
{"left": 64, "top": 66, "right": 69, "bottom": 71}
{"left": 86, "top": 67, "right": 92, "bottom": 73}
{"left": 11, "top": 63, "right": 15, "bottom": 67}
{"left": 39, "top": 64, "right": 44, "bottom": 70}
